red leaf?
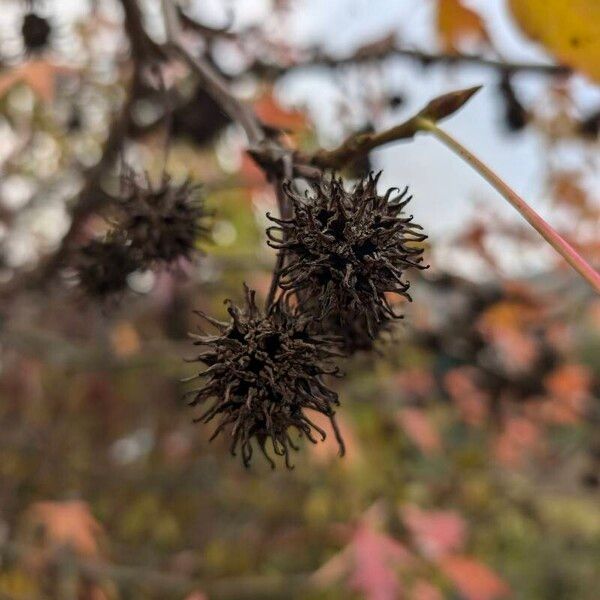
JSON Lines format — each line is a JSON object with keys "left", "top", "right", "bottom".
{"left": 440, "top": 555, "right": 510, "bottom": 600}
{"left": 397, "top": 409, "right": 442, "bottom": 455}
{"left": 26, "top": 501, "right": 103, "bottom": 558}
{"left": 350, "top": 524, "right": 413, "bottom": 600}
{"left": 444, "top": 367, "right": 489, "bottom": 425}
{"left": 401, "top": 506, "right": 467, "bottom": 560}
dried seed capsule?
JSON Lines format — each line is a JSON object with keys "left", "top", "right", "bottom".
{"left": 187, "top": 285, "right": 345, "bottom": 468}
{"left": 119, "top": 170, "right": 209, "bottom": 266}
{"left": 21, "top": 12, "right": 51, "bottom": 53}
{"left": 74, "top": 233, "right": 140, "bottom": 299}
{"left": 267, "top": 172, "right": 427, "bottom": 351}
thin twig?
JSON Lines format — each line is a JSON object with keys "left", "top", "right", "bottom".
{"left": 308, "top": 86, "right": 483, "bottom": 170}
{"left": 265, "top": 156, "right": 293, "bottom": 309}
{"left": 309, "top": 119, "right": 423, "bottom": 169}
{"left": 160, "top": 0, "right": 301, "bottom": 311}
{"left": 254, "top": 46, "right": 571, "bottom": 78}
{"left": 161, "top": 0, "right": 264, "bottom": 145}
{"left": 417, "top": 118, "right": 600, "bottom": 294}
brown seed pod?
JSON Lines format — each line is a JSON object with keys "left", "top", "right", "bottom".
{"left": 119, "top": 170, "right": 209, "bottom": 266}
{"left": 186, "top": 285, "right": 345, "bottom": 468}
{"left": 267, "top": 172, "right": 427, "bottom": 350}
{"left": 74, "top": 233, "right": 140, "bottom": 300}
{"left": 21, "top": 12, "right": 52, "bottom": 53}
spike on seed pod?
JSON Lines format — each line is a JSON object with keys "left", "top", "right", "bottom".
{"left": 119, "top": 169, "right": 209, "bottom": 266}
{"left": 186, "top": 285, "right": 345, "bottom": 468}
{"left": 267, "top": 172, "right": 427, "bottom": 352}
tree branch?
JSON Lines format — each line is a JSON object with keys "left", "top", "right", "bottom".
{"left": 161, "top": 0, "right": 265, "bottom": 145}
{"left": 308, "top": 86, "right": 482, "bottom": 170}
{"left": 253, "top": 45, "right": 571, "bottom": 78}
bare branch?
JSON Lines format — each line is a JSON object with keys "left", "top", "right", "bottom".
{"left": 253, "top": 45, "right": 572, "bottom": 78}
{"left": 161, "top": 0, "right": 264, "bottom": 145}
{"left": 309, "top": 86, "right": 482, "bottom": 170}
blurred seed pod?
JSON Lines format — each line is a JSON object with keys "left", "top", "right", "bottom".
{"left": 74, "top": 233, "right": 141, "bottom": 300}
{"left": 21, "top": 11, "right": 52, "bottom": 53}
{"left": 119, "top": 170, "right": 210, "bottom": 266}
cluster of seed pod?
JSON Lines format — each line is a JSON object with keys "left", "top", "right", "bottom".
{"left": 188, "top": 172, "right": 427, "bottom": 467}
{"left": 75, "top": 171, "right": 208, "bottom": 300}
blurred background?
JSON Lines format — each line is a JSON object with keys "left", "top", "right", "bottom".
{"left": 0, "top": 0, "right": 599, "bottom": 598}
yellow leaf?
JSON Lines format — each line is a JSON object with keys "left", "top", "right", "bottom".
{"left": 437, "top": 0, "right": 488, "bottom": 53}
{"left": 509, "top": 0, "right": 600, "bottom": 82}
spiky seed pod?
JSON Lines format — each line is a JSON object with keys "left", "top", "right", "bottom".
{"left": 267, "top": 172, "right": 427, "bottom": 347}
{"left": 186, "top": 285, "right": 345, "bottom": 468}
{"left": 74, "top": 234, "right": 140, "bottom": 299}
{"left": 21, "top": 12, "right": 51, "bottom": 52}
{"left": 119, "top": 171, "right": 209, "bottom": 266}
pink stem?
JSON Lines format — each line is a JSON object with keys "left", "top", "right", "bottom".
{"left": 419, "top": 119, "right": 600, "bottom": 294}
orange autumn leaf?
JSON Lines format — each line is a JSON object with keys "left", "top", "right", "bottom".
{"left": 493, "top": 416, "right": 541, "bottom": 467}
{"left": 437, "top": 0, "right": 488, "bottom": 53}
{"left": 25, "top": 501, "right": 104, "bottom": 557}
{"left": 0, "top": 60, "right": 76, "bottom": 103}
{"left": 541, "top": 364, "right": 591, "bottom": 423}
{"left": 477, "top": 299, "right": 540, "bottom": 332}
{"left": 109, "top": 321, "right": 140, "bottom": 358}
{"left": 440, "top": 555, "right": 510, "bottom": 600}
{"left": 477, "top": 300, "right": 542, "bottom": 374}
{"left": 253, "top": 89, "right": 307, "bottom": 132}
{"left": 545, "top": 363, "right": 591, "bottom": 400}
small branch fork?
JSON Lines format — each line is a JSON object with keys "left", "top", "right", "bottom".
{"left": 161, "top": 0, "right": 296, "bottom": 311}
